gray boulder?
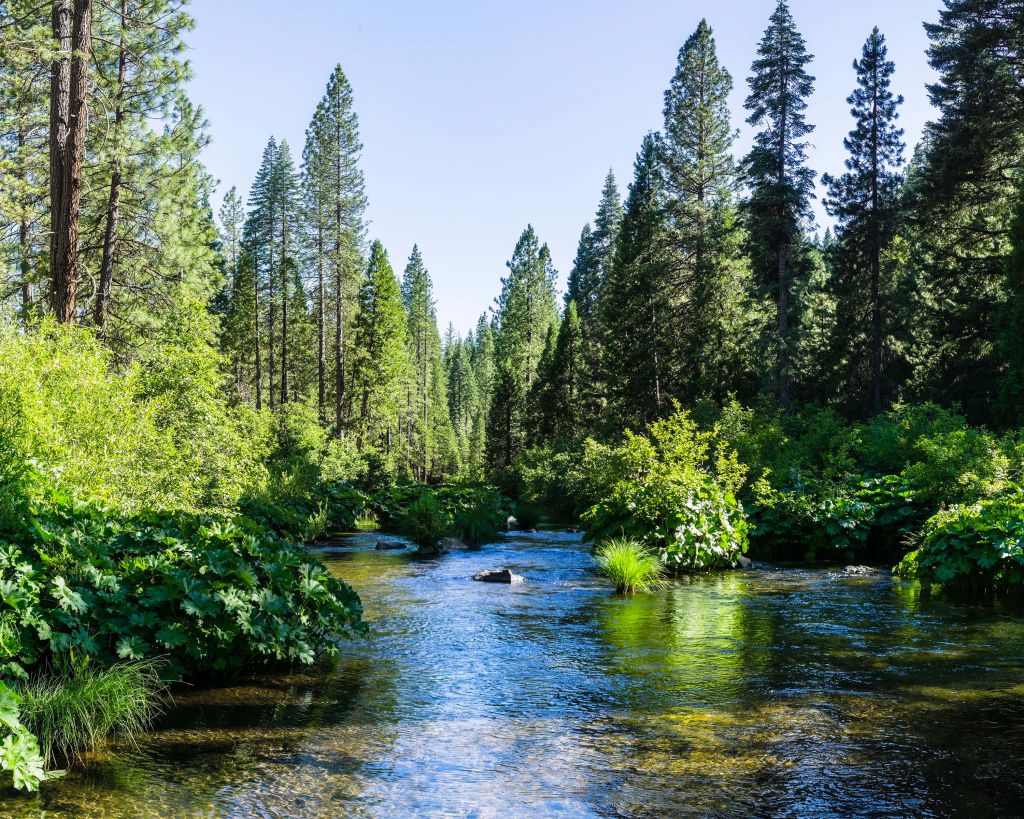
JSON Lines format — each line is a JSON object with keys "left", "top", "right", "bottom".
{"left": 473, "top": 568, "right": 525, "bottom": 584}
{"left": 375, "top": 540, "right": 406, "bottom": 551}
{"left": 736, "top": 555, "right": 753, "bottom": 569}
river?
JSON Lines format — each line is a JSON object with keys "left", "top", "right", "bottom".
{"left": 3, "top": 529, "right": 1024, "bottom": 817}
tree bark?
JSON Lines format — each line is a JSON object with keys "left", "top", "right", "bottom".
{"left": 49, "top": 0, "right": 92, "bottom": 324}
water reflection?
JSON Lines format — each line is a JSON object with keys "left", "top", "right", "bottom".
{"left": 1, "top": 531, "right": 1023, "bottom": 816}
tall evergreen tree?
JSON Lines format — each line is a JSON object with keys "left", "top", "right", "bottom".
{"left": 601, "top": 134, "right": 674, "bottom": 430}
{"left": 352, "top": 241, "right": 409, "bottom": 453}
{"left": 494, "top": 225, "right": 558, "bottom": 389}
{"left": 0, "top": 0, "right": 49, "bottom": 322}
{"left": 743, "top": 0, "right": 816, "bottom": 411}
{"left": 549, "top": 300, "right": 586, "bottom": 441}
{"left": 401, "top": 245, "right": 457, "bottom": 480}
{"left": 908, "top": 0, "right": 1024, "bottom": 420}
{"left": 823, "top": 28, "right": 905, "bottom": 415}
{"left": 241, "top": 138, "right": 279, "bottom": 409}
{"left": 662, "top": 18, "right": 748, "bottom": 402}
{"left": 999, "top": 186, "right": 1024, "bottom": 424}
{"left": 304, "top": 66, "right": 367, "bottom": 436}
{"left": 219, "top": 186, "right": 244, "bottom": 285}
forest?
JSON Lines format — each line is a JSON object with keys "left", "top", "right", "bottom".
{"left": 0, "top": 0, "right": 1022, "bottom": 806}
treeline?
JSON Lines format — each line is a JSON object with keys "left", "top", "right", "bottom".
{"left": 217, "top": 67, "right": 476, "bottom": 482}
{"left": 1, "top": 1, "right": 1022, "bottom": 493}
{"left": 489, "top": 0, "right": 1024, "bottom": 485}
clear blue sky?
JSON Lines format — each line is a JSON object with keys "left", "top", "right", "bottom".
{"left": 187, "top": 0, "right": 941, "bottom": 336}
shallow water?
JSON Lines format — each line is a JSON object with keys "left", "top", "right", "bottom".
{"left": 4, "top": 530, "right": 1024, "bottom": 817}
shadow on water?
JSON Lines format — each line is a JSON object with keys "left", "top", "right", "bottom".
{"left": 2, "top": 530, "right": 1024, "bottom": 817}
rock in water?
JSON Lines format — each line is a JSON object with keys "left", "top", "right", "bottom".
{"left": 843, "top": 565, "right": 878, "bottom": 575}
{"left": 736, "top": 555, "right": 753, "bottom": 569}
{"left": 473, "top": 568, "right": 525, "bottom": 584}
{"left": 440, "top": 537, "right": 469, "bottom": 551}
{"left": 375, "top": 540, "right": 406, "bottom": 551}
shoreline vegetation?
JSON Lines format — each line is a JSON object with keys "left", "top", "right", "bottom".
{"left": 1, "top": 0, "right": 1022, "bottom": 798}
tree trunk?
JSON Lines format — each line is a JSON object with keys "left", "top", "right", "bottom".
{"left": 49, "top": 0, "right": 92, "bottom": 324}
{"left": 94, "top": 0, "right": 128, "bottom": 333}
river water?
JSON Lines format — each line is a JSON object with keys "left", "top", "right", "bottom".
{"left": 3, "top": 529, "right": 1024, "bottom": 817}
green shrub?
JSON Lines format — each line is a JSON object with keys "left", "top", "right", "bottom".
{"left": 0, "top": 484, "right": 366, "bottom": 682}
{"left": 0, "top": 317, "right": 273, "bottom": 516}
{"left": 373, "top": 483, "right": 511, "bottom": 548}
{"left": 400, "top": 493, "right": 447, "bottom": 553}
{"left": 894, "top": 490, "right": 1024, "bottom": 593}
{"left": 515, "top": 440, "right": 616, "bottom": 521}
{"left": 18, "top": 659, "right": 165, "bottom": 765}
{"left": 594, "top": 538, "right": 663, "bottom": 593}
{"left": 513, "top": 502, "right": 542, "bottom": 530}
{"left": 582, "top": 408, "right": 749, "bottom": 572}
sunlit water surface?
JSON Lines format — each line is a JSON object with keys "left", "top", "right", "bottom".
{"left": 3, "top": 530, "right": 1024, "bottom": 817}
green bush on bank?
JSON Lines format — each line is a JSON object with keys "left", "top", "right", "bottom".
{"left": 894, "top": 491, "right": 1024, "bottom": 593}
{"left": 0, "top": 481, "right": 366, "bottom": 683}
{"left": 713, "top": 401, "right": 1022, "bottom": 561}
{"left": 0, "top": 316, "right": 273, "bottom": 516}
{"left": 582, "top": 409, "right": 750, "bottom": 572}
{"left": 373, "top": 483, "right": 511, "bottom": 550}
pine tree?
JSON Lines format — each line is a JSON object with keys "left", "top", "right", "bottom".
{"left": 565, "top": 223, "right": 593, "bottom": 312}
{"left": 352, "top": 241, "right": 409, "bottom": 454}
{"left": 662, "top": 18, "right": 747, "bottom": 403}
{"left": 445, "top": 335, "right": 480, "bottom": 475}
{"left": 999, "top": 186, "right": 1024, "bottom": 425}
{"left": 0, "top": 0, "right": 49, "bottom": 322}
{"left": 743, "top": 0, "right": 816, "bottom": 411}
{"left": 272, "top": 140, "right": 301, "bottom": 405}
{"left": 219, "top": 186, "right": 245, "bottom": 285}
{"left": 908, "top": 0, "right": 1024, "bottom": 421}
{"left": 241, "top": 138, "right": 279, "bottom": 409}
{"left": 823, "top": 28, "right": 905, "bottom": 416}
{"left": 549, "top": 300, "right": 586, "bottom": 441}
{"left": 303, "top": 66, "right": 367, "bottom": 436}
{"left": 525, "top": 324, "right": 558, "bottom": 443}
{"left": 401, "top": 245, "right": 457, "bottom": 480}
{"left": 91, "top": 0, "right": 197, "bottom": 335}
{"left": 485, "top": 362, "right": 525, "bottom": 479}
{"left": 49, "top": 0, "right": 94, "bottom": 323}
{"left": 494, "top": 225, "right": 558, "bottom": 389}
{"left": 601, "top": 134, "right": 674, "bottom": 430}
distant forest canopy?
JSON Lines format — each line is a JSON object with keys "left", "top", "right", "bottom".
{"left": 1, "top": 0, "right": 1022, "bottom": 484}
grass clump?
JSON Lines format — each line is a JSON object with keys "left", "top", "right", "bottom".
{"left": 595, "top": 538, "right": 664, "bottom": 594}
{"left": 18, "top": 660, "right": 166, "bottom": 766}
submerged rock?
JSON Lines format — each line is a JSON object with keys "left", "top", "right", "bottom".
{"left": 375, "top": 540, "right": 406, "bottom": 551}
{"left": 473, "top": 568, "right": 525, "bottom": 584}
